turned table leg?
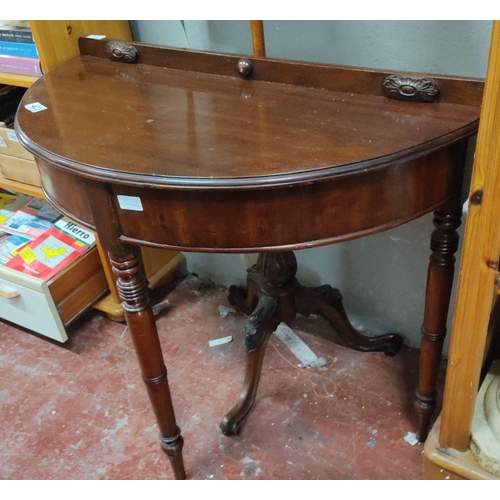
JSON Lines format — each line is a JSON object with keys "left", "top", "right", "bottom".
{"left": 110, "top": 248, "right": 185, "bottom": 479}
{"left": 415, "top": 200, "right": 462, "bottom": 442}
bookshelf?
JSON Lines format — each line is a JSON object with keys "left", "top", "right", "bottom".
{"left": 0, "top": 169, "right": 42, "bottom": 198}
{"left": 0, "top": 20, "right": 185, "bottom": 334}
{"left": 0, "top": 21, "right": 133, "bottom": 87}
{"left": 0, "top": 72, "right": 37, "bottom": 88}
{"left": 422, "top": 21, "right": 500, "bottom": 480}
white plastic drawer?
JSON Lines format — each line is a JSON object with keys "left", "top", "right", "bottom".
{"left": 0, "top": 266, "right": 67, "bottom": 342}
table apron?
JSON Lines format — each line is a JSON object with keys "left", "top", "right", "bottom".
{"left": 35, "top": 143, "right": 465, "bottom": 253}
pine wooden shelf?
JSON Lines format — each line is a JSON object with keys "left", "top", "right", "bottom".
{"left": 424, "top": 416, "right": 499, "bottom": 480}
{"left": 0, "top": 170, "right": 43, "bottom": 198}
{"left": 0, "top": 71, "right": 38, "bottom": 88}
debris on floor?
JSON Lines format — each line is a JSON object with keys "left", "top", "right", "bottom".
{"left": 0, "top": 273, "right": 441, "bottom": 479}
{"left": 274, "top": 323, "right": 327, "bottom": 370}
{"left": 208, "top": 335, "right": 233, "bottom": 347}
{"left": 218, "top": 305, "right": 236, "bottom": 317}
{"left": 152, "top": 298, "right": 170, "bottom": 316}
{"left": 404, "top": 432, "right": 419, "bottom": 446}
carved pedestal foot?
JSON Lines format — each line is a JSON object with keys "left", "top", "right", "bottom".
{"left": 295, "top": 285, "right": 403, "bottom": 356}
{"left": 227, "top": 266, "right": 261, "bottom": 315}
{"left": 220, "top": 293, "right": 279, "bottom": 436}
{"left": 223, "top": 251, "right": 403, "bottom": 437}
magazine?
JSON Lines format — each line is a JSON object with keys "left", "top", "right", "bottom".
{"left": 0, "top": 233, "right": 30, "bottom": 264}
{"left": 5, "top": 226, "right": 90, "bottom": 280}
{"left": 0, "top": 197, "right": 62, "bottom": 239}
{"left": 0, "top": 191, "right": 31, "bottom": 225}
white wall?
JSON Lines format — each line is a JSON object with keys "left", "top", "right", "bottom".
{"left": 130, "top": 20, "right": 493, "bottom": 349}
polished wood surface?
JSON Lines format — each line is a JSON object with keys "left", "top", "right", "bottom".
{"left": 15, "top": 38, "right": 484, "bottom": 479}
{"left": 27, "top": 143, "right": 464, "bottom": 252}
{"left": 440, "top": 21, "right": 500, "bottom": 452}
{"left": 25, "top": 22, "right": 185, "bottom": 323}
{"left": 16, "top": 47, "right": 481, "bottom": 188}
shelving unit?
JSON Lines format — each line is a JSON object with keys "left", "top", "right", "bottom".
{"left": 423, "top": 21, "right": 500, "bottom": 480}
{"left": 0, "top": 20, "right": 185, "bottom": 338}
{"left": 0, "top": 72, "right": 37, "bottom": 88}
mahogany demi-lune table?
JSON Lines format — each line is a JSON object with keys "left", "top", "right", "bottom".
{"left": 15, "top": 37, "right": 484, "bottom": 479}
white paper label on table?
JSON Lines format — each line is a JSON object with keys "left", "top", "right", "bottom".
{"left": 0, "top": 137, "right": 6, "bottom": 147}
{"left": 7, "top": 132, "right": 18, "bottom": 142}
{"left": 117, "top": 195, "right": 144, "bottom": 211}
{"left": 25, "top": 102, "right": 47, "bottom": 113}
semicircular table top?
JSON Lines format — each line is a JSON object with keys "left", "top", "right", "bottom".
{"left": 15, "top": 38, "right": 483, "bottom": 190}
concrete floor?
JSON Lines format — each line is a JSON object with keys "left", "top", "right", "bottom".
{"left": 0, "top": 273, "right": 444, "bottom": 480}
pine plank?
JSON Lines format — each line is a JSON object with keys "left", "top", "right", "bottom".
{"left": 439, "top": 21, "right": 500, "bottom": 450}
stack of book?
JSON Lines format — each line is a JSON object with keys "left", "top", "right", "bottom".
{"left": 0, "top": 21, "right": 42, "bottom": 77}
{"left": 0, "top": 189, "right": 95, "bottom": 280}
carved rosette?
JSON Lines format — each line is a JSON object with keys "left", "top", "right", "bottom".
{"left": 106, "top": 41, "right": 138, "bottom": 63}
{"left": 382, "top": 75, "right": 441, "bottom": 102}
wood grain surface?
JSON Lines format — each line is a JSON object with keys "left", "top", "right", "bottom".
{"left": 16, "top": 41, "right": 482, "bottom": 190}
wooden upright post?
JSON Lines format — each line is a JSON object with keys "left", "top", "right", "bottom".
{"left": 439, "top": 20, "right": 500, "bottom": 451}
{"left": 250, "top": 20, "right": 266, "bottom": 57}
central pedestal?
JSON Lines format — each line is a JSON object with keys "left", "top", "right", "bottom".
{"left": 220, "top": 251, "right": 403, "bottom": 436}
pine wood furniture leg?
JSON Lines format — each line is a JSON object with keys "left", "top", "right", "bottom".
{"left": 439, "top": 22, "right": 500, "bottom": 452}
{"left": 222, "top": 251, "right": 403, "bottom": 436}
{"left": 415, "top": 199, "right": 463, "bottom": 442}
{"left": 250, "top": 20, "right": 266, "bottom": 57}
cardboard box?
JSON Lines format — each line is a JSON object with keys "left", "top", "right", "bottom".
{"left": 0, "top": 125, "right": 35, "bottom": 161}
{"left": 0, "top": 152, "right": 39, "bottom": 186}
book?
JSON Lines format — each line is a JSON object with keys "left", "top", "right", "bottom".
{"left": 0, "top": 54, "right": 42, "bottom": 76}
{"left": 54, "top": 217, "right": 96, "bottom": 247}
{"left": 5, "top": 225, "right": 91, "bottom": 280}
{"left": 0, "top": 191, "right": 31, "bottom": 224}
{"left": 0, "top": 21, "right": 30, "bottom": 29}
{"left": 23, "top": 198, "right": 62, "bottom": 223}
{"left": 0, "top": 197, "right": 62, "bottom": 239}
{"left": 0, "top": 41, "right": 38, "bottom": 58}
{"left": 0, "top": 26, "right": 34, "bottom": 44}
{"left": 0, "top": 233, "right": 30, "bottom": 264}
